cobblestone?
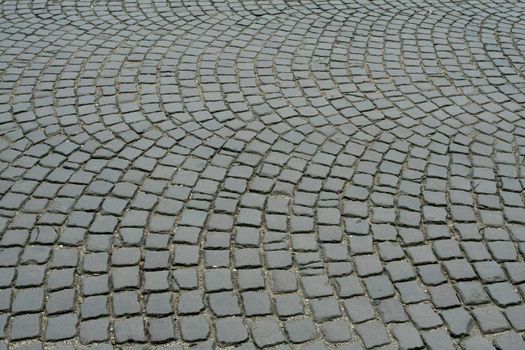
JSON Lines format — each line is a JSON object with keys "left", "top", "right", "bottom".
{"left": 1, "top": 0, "right": 525, "bottom": 348}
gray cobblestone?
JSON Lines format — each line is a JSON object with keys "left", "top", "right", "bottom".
{"left": 1, "top": 0, "right": 525, "bottom": 347}
{"left": 215, "top": 317, "right": 248, "bottom": 345}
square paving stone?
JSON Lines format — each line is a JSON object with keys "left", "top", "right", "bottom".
{"left": 215, "top": 317, "right": 248, "bottom": 345}
{"left": 111, "top": 266, "right": 140, "bottom": 290}
{"left": 505, "top": 305, "right": 525, "bottom": 331}
{"left": 486, "top": 282, "right": 522, "bottom": 306}
{"left": 242, "top": 291, "right": 272, "bottom": 316}
{"left": 204, "top": 269, "right": 233, "bottom": 292}
{"left": 442, "top": 259, "right": 477, "bottom": 280}
{"left": 237, "top": 269, "right": 265, "bottom": 291}
{"left": 422, "top": 328, "right": 455, "bottom": 350}
{"left": 310, "top": 297, "right": 342, "bottom": 322}
{"left": 488, "top": 241, "right": 517, "bottom": 262}
{"left": 209, "top": 291, "right": 241, "bottom": 317}
{"left": 441, "top": 307, "right": 475, "bottom": 337}
{"left": 300, "top": 275, "right": 334, "bottom": 297}
{"left": 178, "top": 290, "right": 205, "bottom": 315}
{"left": 391, "top": 324, "right": 424, "bottom": 349}
{"left": 264, "top": 251, "right": 293, "bottom": 269}
{"left": 270, "top": 270, "right": 298, "bottom": 293}
{"left": 327, "top": 261, "right": 354, "bottom": 277}
{"left": 386, "top": 260, "right": 416, "bottom": 282}
{"left": 321, "top": 319, "right": 353, "bottom": 343}
{"left": 505, "top": 262, "right": 525, "bottom": 283}
{"left": 406, "top": 245, "right": 438, "bottom": 265}
{"left": 406, "top": 302, "right": 443, "bottom": 329}
{"left": 354, "top": 255, "right": 383, "bottom": 276}
{"left": 79, "top": 318, "right": 110, "bottom": 344}
{"left": 10, "top": 313, "right": 41, "bottom": 340}
{"left": 114, "top": 317, "right": 146, "bottom": 343}
{"left": 455, "top": 281, "right": 490, "bottom": 305}
{"left": 463, "top": 335, "right": 497, "bottom": 350}
{"left": 429, "top": 284, "right": 461, "bottom": 309}
{"left": 148, "top": 317, "right": 175, "bottom": 343}
{"left": 45, "top": 313, "right": 77, "bottom": 341}
{"left": 275, "top": 294, "right": 304, "bottom": 317}
{"left": 81, "top": 295, "right": 109, "bottom": 319}
{"left": 364, "top": 275, "right": 395, "bottom": 299}
{"left": 344, "top": 296, "right": 376, "bottom": 323}
{"left": 12, "top": 287, "right": 44, "bottom": 314}
{"left": 494, "top": 331, "right": 525, "bottom": 350}
{"left": 335, "top": 275, "right": 365, "bottom": 297}
{"left": 472, "top": 305, "right": 510, "bottom": 333}
{"left": 396, "top": 281, "right": 429, "bottom": 304}
{"left": 145, "top": 292, "right": 173, "bottom": 316}
{"left": 474, "top": 261, "right": 507, "bottom": 283}
{"left": 179, "top": 315, "right": 210, "bottom": 342}
{"left": 355, "top": 320, "right": 391, "bottom": 348}
{"left": 174, "top": 245, "right": 199, "bottom": 266}
{"left": 284, "top": 318, "right": 317, "bottom": 343}
{"left": 251, "top": 318, "right": 286, "bottom": 348}
{"left": 112, "top": 291, "right": 141, "bottom": 316}
{"left": 204, "top": 250, "right": 229, "bottom": 268}
{"left": 16, "top": 265, "right": 46, "bottom": 287}
{"left": 46, "top": 289, "right": 76, "bottom": 314}
{"left": 377, "top": 297, "right": 409, "bottom": 323}
{"left": 144, "top": 270, "right": 169, "bottom": 292}
{"left": 462, "top": 242, "right": 492, "bottom": 261}
{"left": 173, "top": 268, "right": 198, "bottom": 289}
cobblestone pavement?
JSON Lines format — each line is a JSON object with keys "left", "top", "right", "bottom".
{"left": 1, "top": 0, "right": 525, "bottom": 349}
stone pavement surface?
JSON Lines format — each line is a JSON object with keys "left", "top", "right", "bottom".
{"left": 0, "top": 0, "right": 525, "bottom": 349}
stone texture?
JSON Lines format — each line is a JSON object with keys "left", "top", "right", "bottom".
{"left": 1, "top": 1, "right": 525, "bottom": 347}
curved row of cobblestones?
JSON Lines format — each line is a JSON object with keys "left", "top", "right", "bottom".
{"left": 1, "top": 0, "right": 525, "bottom": 349}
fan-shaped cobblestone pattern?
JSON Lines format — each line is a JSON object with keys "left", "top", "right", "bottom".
{"left": 1, "top": 0, "right": 525, "bottom": 349}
